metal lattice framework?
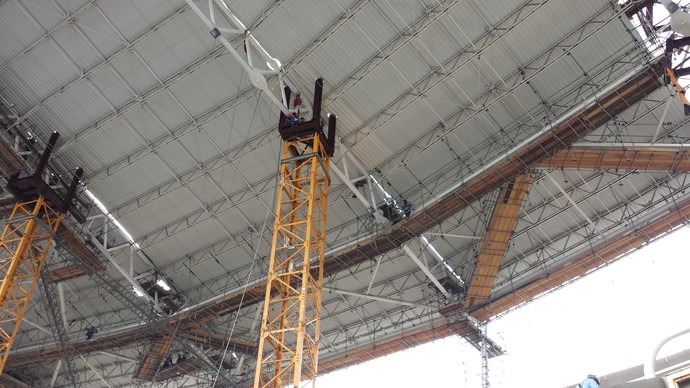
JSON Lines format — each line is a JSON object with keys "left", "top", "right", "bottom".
{"left": 255, "top": 132, "right": 330, "bottom": 388}
{"left": 3, "top": 0, "right": 690, "bottom": 386}
{"left": 0, "top": 197, "right": 61, "bottom": 373}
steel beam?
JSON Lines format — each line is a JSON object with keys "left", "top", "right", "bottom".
{"left": 323, "top": 287, "right": 438, "bottom": 310}
{"left": 401, "top": 245, "right": 451, "bottom": 300}
{"left": 184, "top": 0, "right": 289, "bottom": 116}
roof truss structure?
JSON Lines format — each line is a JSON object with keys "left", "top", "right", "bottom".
{"left": 2, "top": 0, "right": 690, "bottom": 386}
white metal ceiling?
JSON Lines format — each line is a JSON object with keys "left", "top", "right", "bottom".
{"left": 1, "top": 0, "right": 687, "bottom": 386}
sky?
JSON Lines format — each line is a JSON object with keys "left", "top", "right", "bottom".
{"left": 318, "top": 226, "right": 690, "bottom": 388}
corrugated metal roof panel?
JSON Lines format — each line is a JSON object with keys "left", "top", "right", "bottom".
{"left": 119, "top": 104, "right": 171, "bottom": 144}
{"left": 109, "top": 50, "right": 162, "bottom": 96}
{"left": 0, "top": 1, "right": 47, "bottom": 65}
{"left": 89, "top": 152, "right": 175, "bottom": 209}
{"left": 253, "top": 0, "right": 347, "bottom": 64}
{"left": 19, "top": 1, "right": 70, "bottom": 33}
{"left": 166, "top": 58, "right": 248, "bottom": 119}
{"left": 140, "top": 90, "right": 194, "bottom": 132}
{"left": 223, "top": 0, "right": 276, "bottom": 25}
{"left": 87, "top": 66, "right": 137, "bottom": 110}
{"left": 50, "top": 24, "right": 105, "bottom": 71}
{"left": 133, "top": 10, "right": 215, "bottom": 83}
{"left": 96, "top": 0, "right": 183, "bottom": 42}
{"left": 472, "top": 0, "right": 531, "bottom": 27}
{"left": 292, "top": 22, "right": 380, "bottom": 93}
{"left": 123, "top": 186, "right": 201, "bottom": 238}
{"left": 1, "top": 42, "right": 78, "bottom": 110}
{"left": 61, "top": 120, "right": 146, "bottom": 175}
{"left": 40, "top": 80, "right": 114, "bottom": 137}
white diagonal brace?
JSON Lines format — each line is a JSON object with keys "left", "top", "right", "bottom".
{"left": 57, "top": 283, "right": 69, "bottom": 329}
{"left": 86, "top": 233, "right": 158, "bottom": 309}
{"left": 544, "top": 171, "right": 600, "bottom": 235}
{"left": 401, "top": 244, "right": 451, "bottom": 299}
{"left": 366, "top": 256, "right": 382, "bottom": 294}
{"left": 49, "top": 360, "right": 62, "bottom": 388}
{"left": 420, "top": 235, "right": 465, "bottom": 286}
{"left": 323, "top": 287, "right": 437, "bottom": 310}
{"left": 333, "top": 141, "right": 399, "bottom": 223}
{"left": 330, "top": 164, "right": 387, "bottom": 224}
{"left": 424, "top": 232, "right": 481, "bottom": 240}
{"left": 21, "top": 317, "right": 52, "bottom": 335}
{"left": 81, "top": 356, "right": 113, "bottom": 388}
{"left": 185, "top": 0, "right": 290, "bottom": 116}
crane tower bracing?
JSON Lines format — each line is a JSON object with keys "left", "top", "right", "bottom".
{"left": 0, "top": 131, "right": 83, "bottom": 375}
{"left": 0, "top": 198, "right": 62, "bottom": 371}
{"left": 254, "top": 78, "right": 336, "bottom": 388}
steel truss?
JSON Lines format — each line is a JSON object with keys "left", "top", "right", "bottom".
{"left": 99, "top": 0, "right": 647, "bottom": 277}
{"left": 49, "top": 237, "right": 238, "bottom": 386}
{"left": 0, "top": 1, "right": 673, "bottom": 386}
{"left": 0, "top": 198, "right": 61, "bottom": 372}
{"left": 255, "top": 133, "right": 330, "bottom": 388}
{"left": 38, "top": 258, "right": 80, "bottom": 387}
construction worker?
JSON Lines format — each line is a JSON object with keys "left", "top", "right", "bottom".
{"left": 402, "top": 199, "right": 412, "bottom": 218}
{"left": 85, "top": 326, "right": 97, "bottom": 341}
{"left": 577, "top": 374, "right": 600, "bottom": 388}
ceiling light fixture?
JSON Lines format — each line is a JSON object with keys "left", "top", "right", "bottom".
{"left": 132, "top": 286, "right": 145, "bottom": 298}
{"left": 156, "top": 279, "right": 171, "bottom": 291}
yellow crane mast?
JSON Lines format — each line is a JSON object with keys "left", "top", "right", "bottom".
{"left": 254, "top": 78, "right": 336, "bottom": 388}
{"left": 0, "top": 131, "right": 82, "bottom": 372}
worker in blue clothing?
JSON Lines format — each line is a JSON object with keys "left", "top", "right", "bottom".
{"left": 85, "top": 326, "right": 97, "bottom": 341}
{"left": 402, "top": 199, "right": 412, "bottom": 218}
{"left": 577, "top": 374, "right": 600, "bottom": 388}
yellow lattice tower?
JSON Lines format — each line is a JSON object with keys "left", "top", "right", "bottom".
{"left": 254, "top": 77, "right": 336, "bottom": 387}
{"left": 254, "top": 131, "right": 330, "bottom": 388}
{"left": 0, "top": 131, "right": 82, "bottom": 374}
{"left": 0, "top": 197, "right": 62, "bottom": 371}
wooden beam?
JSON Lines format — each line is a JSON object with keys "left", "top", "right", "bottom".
{"left": 535, "top": 147, "right": 690, "bottom": 172}
{"left": 48, "top": 224, "right": 106, "bottom": 282}
{"left": 465, "top": 174, "right": 532, "bottom": 308}
{"left": 469, "top": 194, "right": 690, "bottom": 322}
{"left": 178, "top": 328, "right": 257, "bottom": 356}
{"left": 153, "top": 358, "right": 202, "bottom": 381}
{"left": 133, "top": 336, "right": 174, "bottom": 381}
{"left": 174, "top": 283, "right": 265, "bottom": 330}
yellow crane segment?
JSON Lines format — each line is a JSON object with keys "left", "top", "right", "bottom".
{"left": 254, "top": 78, "right": 336, "bottom": 388}
{"left": 0, "top": 131, "right": 83, "bottom": 373}
{"left": 0, "top": 197, "right": 61, "bottom": 370}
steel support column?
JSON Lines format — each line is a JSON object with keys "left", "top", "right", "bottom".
{"left": 0, "top": 197, "right": 61, "bottom": 373}
{"left": 254, "top": 132, "right": 330, "bottom": 388}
